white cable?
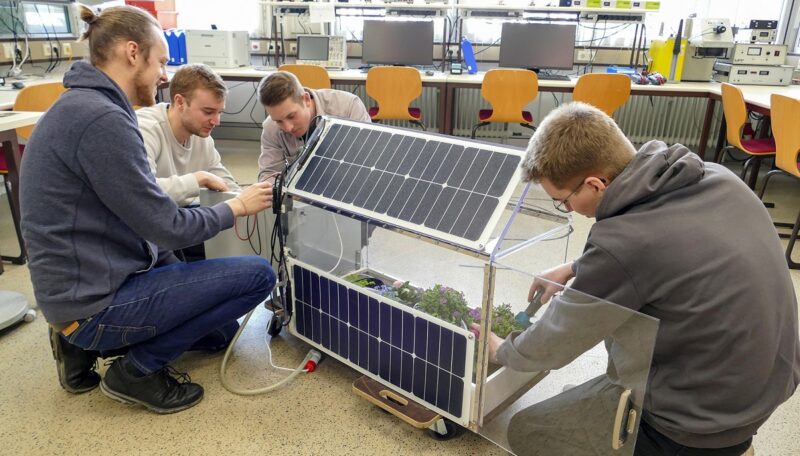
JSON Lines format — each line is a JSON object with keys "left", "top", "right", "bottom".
{"left": 219, "top": 306, "right": 319, "bottom": 396}
{"left": 265, "top": 321, "right": 297, "bottom": 373}
{"left": 325, "top": 213, "right": 344, "bottom": 274}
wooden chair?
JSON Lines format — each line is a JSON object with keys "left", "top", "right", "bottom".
{"left": 0, "top": 82, "right": 66, "bottom": 264}
{"left": 365, "top": 66, "right": 424, "bottom": 130}
{"left": 471, "top": 68, "right": 538, "bottom": 139}
{"left": 572, "top": 73, "right": 631, "bottom": 117}
{"left": 278, "top": 64, "right": 332, "bottom": 90}
{"left": 717, "top": 83, "right": 776, "bottom": 190}
{"left": 13, "top": 82, "right": 67, "bottom": 139}
{"left": 758, "top": 94, "right": 800, "bottom": 269}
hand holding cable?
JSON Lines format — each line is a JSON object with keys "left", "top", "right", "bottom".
{"left": 226, "top": 181, "right": 273, "bottom": 217}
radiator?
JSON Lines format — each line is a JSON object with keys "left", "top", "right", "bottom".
{"left": 448, "top": 88, "right": 723, "bottom": 153}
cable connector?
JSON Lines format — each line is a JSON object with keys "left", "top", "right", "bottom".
{"left": 304, "top": 349, "right": 322, "bottom": 373}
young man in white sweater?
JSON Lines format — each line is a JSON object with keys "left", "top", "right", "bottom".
{"left": 137, "top": 63, "right": 240, "bottom": 207}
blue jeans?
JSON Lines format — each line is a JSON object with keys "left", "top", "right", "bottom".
{"left": 68, "top": 256, "right": 275, "bottom": 374}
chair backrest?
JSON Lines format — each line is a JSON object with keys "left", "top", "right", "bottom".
{"left": 13, "top": 82, "right": 67, "bottom": 139}
{"left": 481, "top": 68, "right": 538, "bottom": 123}
{"left": 365, "top": 66, "right": 422, "bottom": 121}
{"left": 278, "top": 64, "right": 332, "bottom": 90}
{"left": 770, "top": 94, "right": 800, "bottom": 179}
{"left": 572, "top": 73, "right": 631, "bottom": 116}
{"left": 720, "top": 83, "right": 748, "bottom": 151}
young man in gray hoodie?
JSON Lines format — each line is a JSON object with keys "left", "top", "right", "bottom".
{"left": 20, "top": 5, "right": 274, "bottom": 414}
{"left": 476, "top": 102, "right": 799, "bottom": 455}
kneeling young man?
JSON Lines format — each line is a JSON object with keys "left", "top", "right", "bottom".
{"left": 479, "top": 102, "right": 799, "bottom": 455}
{"left": 21, "top": 5, "right": 274, "bottom": 414}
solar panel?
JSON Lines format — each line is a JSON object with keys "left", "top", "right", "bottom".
{"left": 290, "top": 260, "right": 474, "bottom": 424}
{"left": 289, "top": 118, "right": 523, "bottom": 252}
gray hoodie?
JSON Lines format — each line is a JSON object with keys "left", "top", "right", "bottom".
{"left": 498, "top": 141, "right": 800, "bottom": 448}
{"left": 20, "top": 61, "right": 234, "bottom": 324}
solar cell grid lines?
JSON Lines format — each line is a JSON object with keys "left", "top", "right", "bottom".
{"left": 291, "top": 262, "right": 473, "bottom": 422}
{"left": 291, "top": 119, "right": 523, "bottom": 250}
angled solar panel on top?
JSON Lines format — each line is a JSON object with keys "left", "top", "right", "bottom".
{"left": 291, "top": 119, "right": 523, "bottom": 251}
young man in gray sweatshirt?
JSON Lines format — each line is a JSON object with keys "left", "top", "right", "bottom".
{"left": 476, "top": 102, "right": 799, "bottom": 455}
{"left": 20, "top": 5, "right": 274, "bottom": 414}
{"left": 257, "top": 71, "right": 371, "bottom": 183}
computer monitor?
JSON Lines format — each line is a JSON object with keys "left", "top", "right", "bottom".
{"left": 499, "top": 22, "right": 577, "bottom": 71}
{"left": 362, "top": 20, "right": 434, "bottom": 66}
{"left": 21, "top": 1, "right": 73, "bottom": 37}
{"left": 297, "top": 35, "right": 329, "bottom": 61}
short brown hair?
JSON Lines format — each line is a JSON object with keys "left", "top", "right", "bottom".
{"left": 258, "top": 71, "right": 304, "bottom": 107}
{"left": 521, "top": 102, "right": 636, "bottom": 188}
{"left": 78, "top": 4, "right": 161, "bottom": 66}
{"left": 169, "top": 64, "right": 227, "bottom": 103}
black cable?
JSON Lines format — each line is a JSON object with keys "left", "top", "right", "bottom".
{"left": 472, "top": 36, "right": 501, "bottom": 56}
{"left": 32, "top": 4, "right": 56, "bottom": 73}
{"left": 247, "top": 82, "right": 263, "bottom": 127}
{"left": 223, "top": 83, "right": 258, "bottom": 115}
{"left": 246, "top": 214, "right": 262, "bottom": 256}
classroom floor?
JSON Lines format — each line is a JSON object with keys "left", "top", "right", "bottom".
{"left": 1, "top": 140, "right": 798, "bottom": 456}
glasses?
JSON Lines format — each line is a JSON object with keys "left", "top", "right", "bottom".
{"left": 553, "top": 181, "right": 584, "bottom": 213}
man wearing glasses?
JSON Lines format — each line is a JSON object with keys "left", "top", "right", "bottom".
{"left": 474, "top": 102, "right": 799, "bottom": 455}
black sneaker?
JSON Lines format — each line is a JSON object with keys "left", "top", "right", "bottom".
{"left": 100, "top": 357, "right": 204, "bottom": 414}
{"left": 48, "top": 327, "right": 100, "bottom": 394}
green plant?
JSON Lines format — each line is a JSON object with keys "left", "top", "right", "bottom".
{"left": 491, "top": 303, "right": 526, "bottom": 338}
{"left": 469, "top": 303, "right": 528, "bottom": 339}
{"left": 416, "top": 285, "right": 474, "bottom": 326}
{"left": 343, "top": 273, "right": 377, "bottom": 288}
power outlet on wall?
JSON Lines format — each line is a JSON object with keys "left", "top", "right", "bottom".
{"left": 61, "top": 42, "right": 72, "bottom": 57}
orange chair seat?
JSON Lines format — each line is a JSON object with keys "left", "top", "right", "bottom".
{"left": 0, "top": 144, "right": 24, "bottom": 172}
{"left": 479, "top": 109, "right": 532, "bottom": 123}
{"left": 368, "top": 106, "right": 421, "bottom": 120}
{"left": 740, "top": 137, "right": 776, "bottom": 154}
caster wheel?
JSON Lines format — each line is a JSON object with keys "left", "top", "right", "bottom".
{"left": 428, "top": 419, "right": 465, "bottom": 441}
{"left": 267, "top": 314, "right": 283, "bottom": 337}
{"left": 23, "top": 309, "right": 36, "bottom": 322}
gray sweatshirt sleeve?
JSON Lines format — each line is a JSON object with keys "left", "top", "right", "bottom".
{"left": 347, "top": 94, "right": 372, "bottom": 122}
{"left": 258, "top": 121, "right": 286, "bottom": 183}
{"left": 76, "top": 112, "right": 234, "bottom": 249}
{"left": 497, "top": 243, "right": 643, "bottom": 372}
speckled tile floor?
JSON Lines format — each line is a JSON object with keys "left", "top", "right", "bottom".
{"left": 0, "top": 140, "right": 798, "bottom": 456}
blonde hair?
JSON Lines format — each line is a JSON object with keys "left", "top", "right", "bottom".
{"left": 521, "top": 102, "right": 636, "bottom": 187}
{"left": 258, "top": 71, "right": 304, "bottom": 107}
{"left": 78, "top": 4, "right": 161, "bottom": 66}
{"left": 170, "top": 64, "right": 227, "bottom": 103}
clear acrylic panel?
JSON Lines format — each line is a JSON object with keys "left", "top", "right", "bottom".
{"left": 474, "top": 262, "right": 658, "bottom": 456}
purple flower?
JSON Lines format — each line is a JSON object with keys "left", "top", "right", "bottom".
{"left": 469, "top": 307, "right": 482, "bottom": 321}
{"left": 439, "top": 298, "right": 447, "bottom": 305}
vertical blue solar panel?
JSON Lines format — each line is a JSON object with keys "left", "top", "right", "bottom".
{"left": 292, "top": 264, "right": 469, "bottom": 419}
